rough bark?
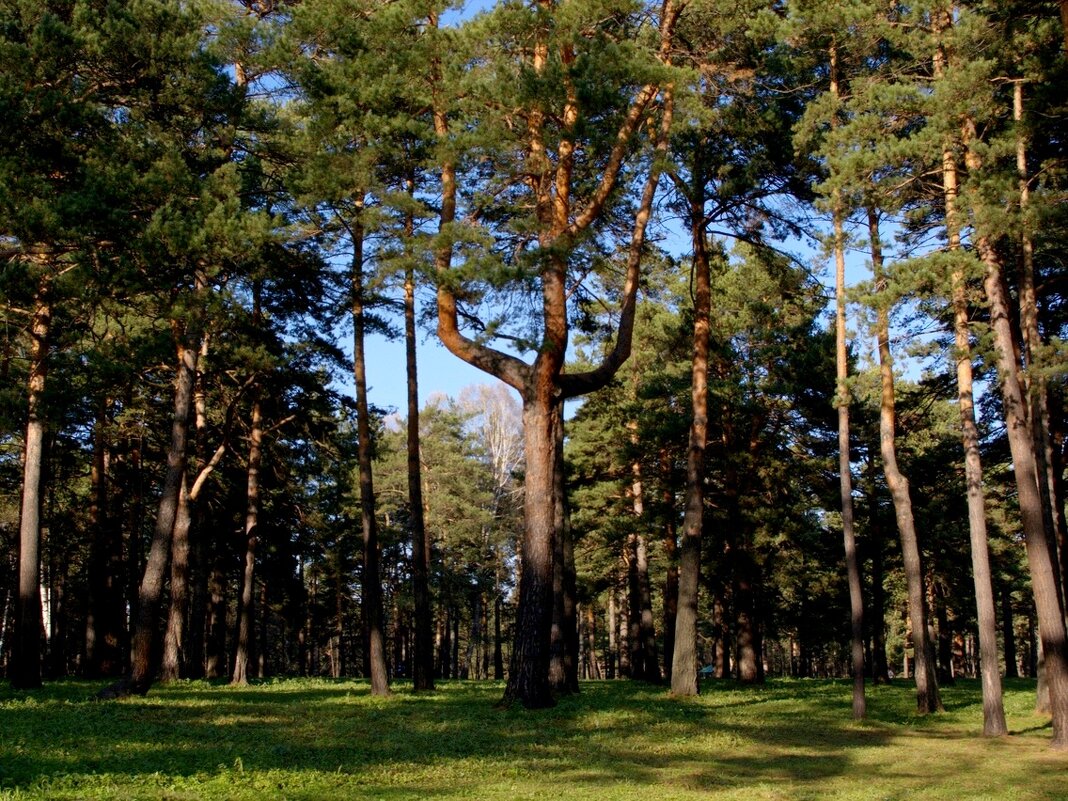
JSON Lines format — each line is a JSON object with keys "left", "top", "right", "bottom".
{"left": 868, "top": 208, "right": 942, "bottom": 714}
{"left": 231, "top": 397, "right": 262, "bottom": 687}
{"left": 12, "top": 276, "right": 51, "bottom": 690}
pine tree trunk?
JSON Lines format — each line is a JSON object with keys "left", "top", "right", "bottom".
{"left": 549, "top": 402, "right": 579, "bottom": 693}
{"left": 868, "top": 209, "right": 942, "bottom": 714}
{"left": 868, "top": 498, "right": 890, "bottom": 684}
{"left": 160, "top": 477, "right": 192, "bottom": 682}
{"left": 205, "top": 552, "right": 227, "bottom": 679}
{"left": 503, "top": 391, "right": 557, "bottom": 707}
{"left": 405, "top": 258, "right": 434, "bottom": 692}
{"left": 977, "top": 235, "right": 1068, "bottom": 748}
{"left": 939, "top": 108, "right": 1006, "bottom": 732}
{"left": 102, "top": 331, "right": 198, "bottom": 698}
{"left": 830, "top": 44, "right": 866, "bottom": 718}
{"left": 186, "top": 347, "right": 211, "bottom": 680}
{"left": 1002, "top": 587, "right": 1019, "bottom": 679}
{"left": 585, "top": 603, "right": 602, "bottom": 680}
{"left": 493, "top": 592, "right": 504, "bottom": 680}
{"left": 85, "top": 401, "right": 124, "bottom": 678}
{"left": 351, "top": 208, "right": 390, "bottom": 697}
{"left": 660, "top": 449, "right": 679, "bottom": 682}
{"left": 1014, "top": 82, "right": 1066, "bottom": 611}
{"left": 13, "top": 276, "right": 51, "bottom": 690}
{"left": 671, "top": 173, "right": 710, "bottom": 696}
{"left": 606, "top": 587, "right": 617, "bottom": 680}
{"left": 231, "top": 397, "right": 262, "bottom": 687}
{"left": 965, "top": 123, "right": 1068, "bottom": 748}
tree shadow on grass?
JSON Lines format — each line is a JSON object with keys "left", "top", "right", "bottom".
{"left": 0, "top": 678, "right": 1058, "bottom": 799}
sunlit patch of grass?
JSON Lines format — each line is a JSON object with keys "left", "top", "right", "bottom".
{"left": 0, "top": 677, "right": 1063, "bottom": 800}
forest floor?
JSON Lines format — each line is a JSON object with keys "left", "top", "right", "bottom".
{"left": 0, "top": 677, "right": 1063, "bottom": 800}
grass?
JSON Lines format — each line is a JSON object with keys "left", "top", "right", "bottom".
{"left": 0, "top": 677, "right": 1063, "bottom": 800}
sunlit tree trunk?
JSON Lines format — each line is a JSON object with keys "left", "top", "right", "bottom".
{"left": 867, "top": 208, "right": 942, "bottom": 714}
{"left": 12, "top": 274, "right": 51, "bottom": 690}
{"left": 934, "top": 42, "right": 1006, "bottom": 728}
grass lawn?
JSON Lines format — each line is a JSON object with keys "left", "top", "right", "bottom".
{"left": 0, "top": 677, "right": 1063, "bottom": 800}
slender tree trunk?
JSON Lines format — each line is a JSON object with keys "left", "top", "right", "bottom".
{"left": 606, "top": 587, "right": 617, "bottom": 680}
{"left": 671, "top": 165, "right": 710, "bottom": 696}
{"left": 13, "top": 276, "right": 51, "bottom": 690}
{"left": 1014, "top": 82, "right": 1066, "bottom": 610}
{"left": 85, "top": 401, "right": 124, "bottom": 678}
{"left": 231, "top": 397, "right": 262, "bottom": 687}
{"left": 351, "top": 208, "right": 390, "bottom": 697}
{"left": 626, "top": 448, "right": 658, "bottom": 683}
{"left": 939, "top": 106, "right": 1007, "bottom": 732}
{"left": 205, "top": 551, "right": 227, "bottom": 679}
{"left": 966, "top": 124, "right": 1068, "bottom": 748}
{"left": 585, "top": 603, "right": 602, "bottom": 680}
{"left": 186, "top": 341, "right": 211, "bottom": 680}
{"left": 660, "top": 450, "right": 679, "bottom": 682}
{"left": 829, "top": 44, "right": 866, "bottom": 719}
{"left": 405, "top": 254, "right": 434, "bottom": 692}
{"left": 868, "top": 499, "right": 890, "bottom": 684}
{"left": 867, "top": 208, "right": 942, "bottom": 714}
{"left": 549, "top": 402, "right": 579, "bottom": 693}
{"left": 1002, "top": 587, "right": 1019, "bottom": 679}
{"left": 493, "top": 590, "right": 504, "bottom": 680}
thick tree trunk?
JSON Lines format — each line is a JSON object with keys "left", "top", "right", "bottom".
{"left": 160, "top": 477, "right": 193, "bottom": 682}
{"left": 503, "top": 391, "right": 558, "bottom": 707}
{"left": 101, "top": 332, "right": 198, "bottom": 698}
{"left": 13, "top": 277, "right": 51, "bottom": 690}
{"left": 671, "top": 176, "right": 710, "bottom": 697}
{"left": 405, "top": 260, "right": 434, "bottom": 692}
{"left": 351, "top": 211, "right": 390, "bottom": 697}
{"left": 868, "top": 209, "right": 942, "bottom": 714}
{"left": 231, "top": 397, "right": 262, "bottom": 687}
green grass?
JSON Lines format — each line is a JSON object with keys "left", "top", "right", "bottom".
{"left": 0, "top": 677, "right": 1063, "bottom": 800}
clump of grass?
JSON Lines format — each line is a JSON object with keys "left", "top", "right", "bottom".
{"left": 0, "top": 678, "right": 1062, "bottom": 800}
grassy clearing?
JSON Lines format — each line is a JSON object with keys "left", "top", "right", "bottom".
{"left": 0, "top": 677, "right": 1063, "bottom": 800}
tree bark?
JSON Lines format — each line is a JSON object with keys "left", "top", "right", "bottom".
{"left": 1002, "top": 587, "right": 1019, "bottom": 679}
{"left": 405, "top": 251, "right": 434, "bottom": 692}
{"left": 549, "top": 401, "right": 579, "bottom": 693}
{"left": 231, "top": 397, "right": 262, "bottom": 687}
{"left": 12, "top": 275, "right": 51, "bottom": 690}
{"left": 830, "top": 43, "right": 866, "bottom": 719}
{"left": 160, "top": 477, "right": 192, "bottom": 682}
{"left": 937, "top": 83, "right": 1006, "bottom": 731}
{"left": 101, "top": 329, "right": 198, "bottom": 698}
{"left": 868, "top": 208, "right": 942, "bottom": 714}
{"left": 965, "top": 123, "right": 1068, "bottom": 748}
{"left": 660, "top": 449, "right": 679, "bottom": 682}
{"left": 671, "top": 163, "right": 710, "bottom": 697}
{"left": 352, "top": 208, "right": 390, "bottom": 697}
